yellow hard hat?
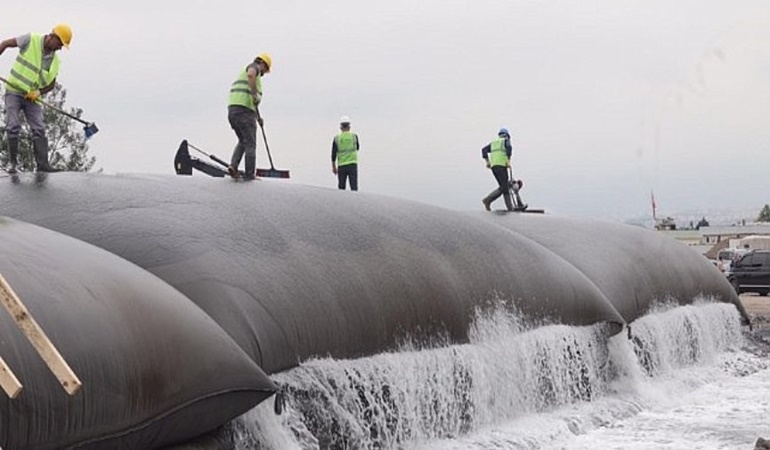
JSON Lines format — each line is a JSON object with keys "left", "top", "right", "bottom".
{"left": 257, "top": 53, "right": 272, "bottom": 72}
{"left": 52, "top": 23, "right": 72, "bottom": 48}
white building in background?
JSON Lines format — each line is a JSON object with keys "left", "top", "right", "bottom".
{"left": 699, "top": 224, "right": 770, "bottom": 245}
{"left": 698, "top": 224, "right": 770, "bottom": 261}
{"left": 655, "top": 223, "right": 770, "bottom": 258}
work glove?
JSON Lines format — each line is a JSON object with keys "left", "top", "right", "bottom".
{"left": 257, "top": 116, "right": 264, "bottom": 127}
{"left": 25, "top": 90, "right": 40, "bottom": 102}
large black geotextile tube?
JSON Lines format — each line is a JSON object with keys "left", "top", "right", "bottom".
{"left": 0, "top": 173, "right": 746, "bottom": 448}
{"left": 0, "top": 218, "right": 276, "bottom": 450}
{"left": 1, "top": 173, "right": 625, "bottom": 376}
{"left": 473, "top": 212, "right": 749, "bottom": 324}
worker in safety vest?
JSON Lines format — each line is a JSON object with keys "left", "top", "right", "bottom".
{"left": 227, "top": 53, "right": 272, "bottom": 180}
{"left": 481, "top": 128, "right": 520, "bottom": 212}
{"left": 0, "top": 24, "right": 72, "bottom": 173}
{"left": 331, "top": 116, "right": 360, "bottom": 191}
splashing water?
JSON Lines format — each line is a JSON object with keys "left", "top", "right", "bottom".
{"left": 228, "top": 298, "right": 769, "bottom": 449}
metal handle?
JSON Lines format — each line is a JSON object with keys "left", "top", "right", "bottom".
{"left": 0, "top": 76, "right": 89, "bottom": 125}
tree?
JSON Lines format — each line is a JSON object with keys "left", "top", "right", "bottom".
{"left": 696, "top": 216, "right": 710, "bottom": 230}
{"left": 758, "top": 204, "right": 770, "bottom": 223}
{"left": 0, "top": 83, "right": 95, "bottom": 172}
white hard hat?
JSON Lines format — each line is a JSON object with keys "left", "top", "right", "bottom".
{"left": 340, "top": 116, "right": 351, "bottom": 124}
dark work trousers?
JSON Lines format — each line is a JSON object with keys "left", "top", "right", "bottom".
{"left": 337, "top": 164, "right": 358, "bottom": 191}
{"left": 5, "top": 92, "right": 46, "bottom": 139}
{"left": 228, "top": 106, "right": 257, "bottom": 177}
{"left": 484, "top": 180, "right": 525, "bottom": 209}
{"left": 486, "top": 165, "right": 514, "bottom": 211}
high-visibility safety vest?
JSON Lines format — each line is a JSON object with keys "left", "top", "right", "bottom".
{"left": 7, "top": 34, "right": 60, "bottom": 95}
{"left": 488, "top": 137, "right": 509, "bottom": 167}
{"left": 335, "top": 131, "right": 358, "bottom": 166}
{"left": 228, "top": 67, "right": 262, "bottom": 111}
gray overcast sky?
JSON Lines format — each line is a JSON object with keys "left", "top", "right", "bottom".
{"left": 3, "top": 1, "right": 769, "bottom": 219}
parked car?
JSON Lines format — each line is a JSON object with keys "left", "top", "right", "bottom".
{"left": 717, "top": 248, "right": 751, "bottom": 275}
{"left": 728, "top": 250, "right": 770, "bottom": 296}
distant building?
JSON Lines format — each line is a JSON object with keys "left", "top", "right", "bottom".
{"left": 654, "top": 216, "right": 677, "bottom": 231}
{"left": 654, "top": 222, "right": 770, "bottom": 258}
{"left": 700, "top": 224, "right": 770, "bottom": 260}
{"left": 699, "top": 224, "right": 770, "bottom": 245}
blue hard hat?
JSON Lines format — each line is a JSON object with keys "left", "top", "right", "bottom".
{"left": 498, "top": 128, "right": 510, "bottom": 137}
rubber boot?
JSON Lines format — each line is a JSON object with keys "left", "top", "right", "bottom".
{"left": 503, "top": 193, "right": 515, "bottom": 212}
{"left": 33, "top": 137, "right": 59, "bottom": 172}
{"left": 482, "top": 190, "right": 499, "bottom": 211}
{"left": 7, "top": 137, "right": 19, "bottom": 174}
{"left": 515, "top": 192, "right": 528, "bottom": 211}
{"left": 243, "top": 154, "right": 256, "bottom": 180}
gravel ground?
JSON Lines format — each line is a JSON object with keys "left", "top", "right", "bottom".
{"left": 741, "top": 293, "right": 770, "bottom": 330}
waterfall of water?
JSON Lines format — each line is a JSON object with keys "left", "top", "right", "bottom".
{"left": 228, "top": 298, "right": 762, "bottom": 449}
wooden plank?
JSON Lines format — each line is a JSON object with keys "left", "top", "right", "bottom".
{"left": 0, "top": 354, "right": 22, "bottom": 398}
{"left": 0, "top": 274, "right": 82, "bottom": 396}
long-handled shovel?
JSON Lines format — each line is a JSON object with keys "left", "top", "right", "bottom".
{"left": 178, "top": 141, "right": 243, "bottom": 178}
{"left": 0, "top": 76, "right": 99, "bottom": 139}
{"left": 187, "top": 142, "right": 232, "bottom": 170}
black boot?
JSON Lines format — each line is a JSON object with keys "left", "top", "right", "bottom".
{"left": 243, "top": 154, "right": 256, "bottom": 180}
{"left": 515, "top": 193, "right": 528, "bottom": 211}
{"left": 482, "top": 192, "right": 496, "bottom": 211}
{"left": 482, "top": 187, "right": 503, "bottom": 211}
{"left": 33, "top": 137, "right": 59, "bottom": 172}
{"left": 7, "top": 137, "right": 18, "bottom": 174}
{"left": 503, "top": 193, "right": 515, "bottom": 212}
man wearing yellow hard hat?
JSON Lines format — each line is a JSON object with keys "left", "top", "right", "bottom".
{"left": 226, "top": 52, "right": 272, "bottom": 180}
{"left": 0, "top": 23, "right": 72, "bottom": 173}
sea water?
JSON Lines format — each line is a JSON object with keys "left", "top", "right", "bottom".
{"left": 228, "top": 298, "right": 770, "bottom": 449}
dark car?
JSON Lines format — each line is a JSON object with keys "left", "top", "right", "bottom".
{"left": 728, "top": 250, "right": 770, "bottom": 296}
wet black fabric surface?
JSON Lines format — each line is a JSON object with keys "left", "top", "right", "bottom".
{"left": 0, "top": 216, "right": 275, "bottom": 449}
{"left": 0, "top": 172, "right": 742, "bottom": 448}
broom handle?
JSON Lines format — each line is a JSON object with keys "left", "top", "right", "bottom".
{"left": 255, "top": 107, "right": 276, "bottom": 170}
{"left": 259, "top": 125, "right": 276, "bottom": 170}
{"left": 0, "top": 76, "right": 89, "bottom": 125}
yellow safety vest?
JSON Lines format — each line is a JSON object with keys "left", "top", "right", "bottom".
{"left": 489, "top": 137, "right": 508, "bottom": 167}
{"left": 335, "top": 132, "right": 358, "bottom": 166}
{"left": 228, "top": 66, "right": 262, "bottom": 111}
{"left": 7, "top": 34, "right": 60, "bottom": 94}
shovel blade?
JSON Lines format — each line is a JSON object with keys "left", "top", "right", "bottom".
{"left": 84, "top": 123, "right": 99, "bottom": 139}
{"left": 256, "top": 168, "right": 290, "bottom": 179}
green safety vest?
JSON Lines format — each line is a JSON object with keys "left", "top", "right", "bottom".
{"left": 335, "top": 131, "right": 358, "bottom": 166}
{"left": 7, "top": 34, "right": 60, "bottom": 94}
{"left": 228, "top": 66, "right": 262, "bottom": 111}
{"left": 489, "top": 137, "right": 508, "bottom": 167}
